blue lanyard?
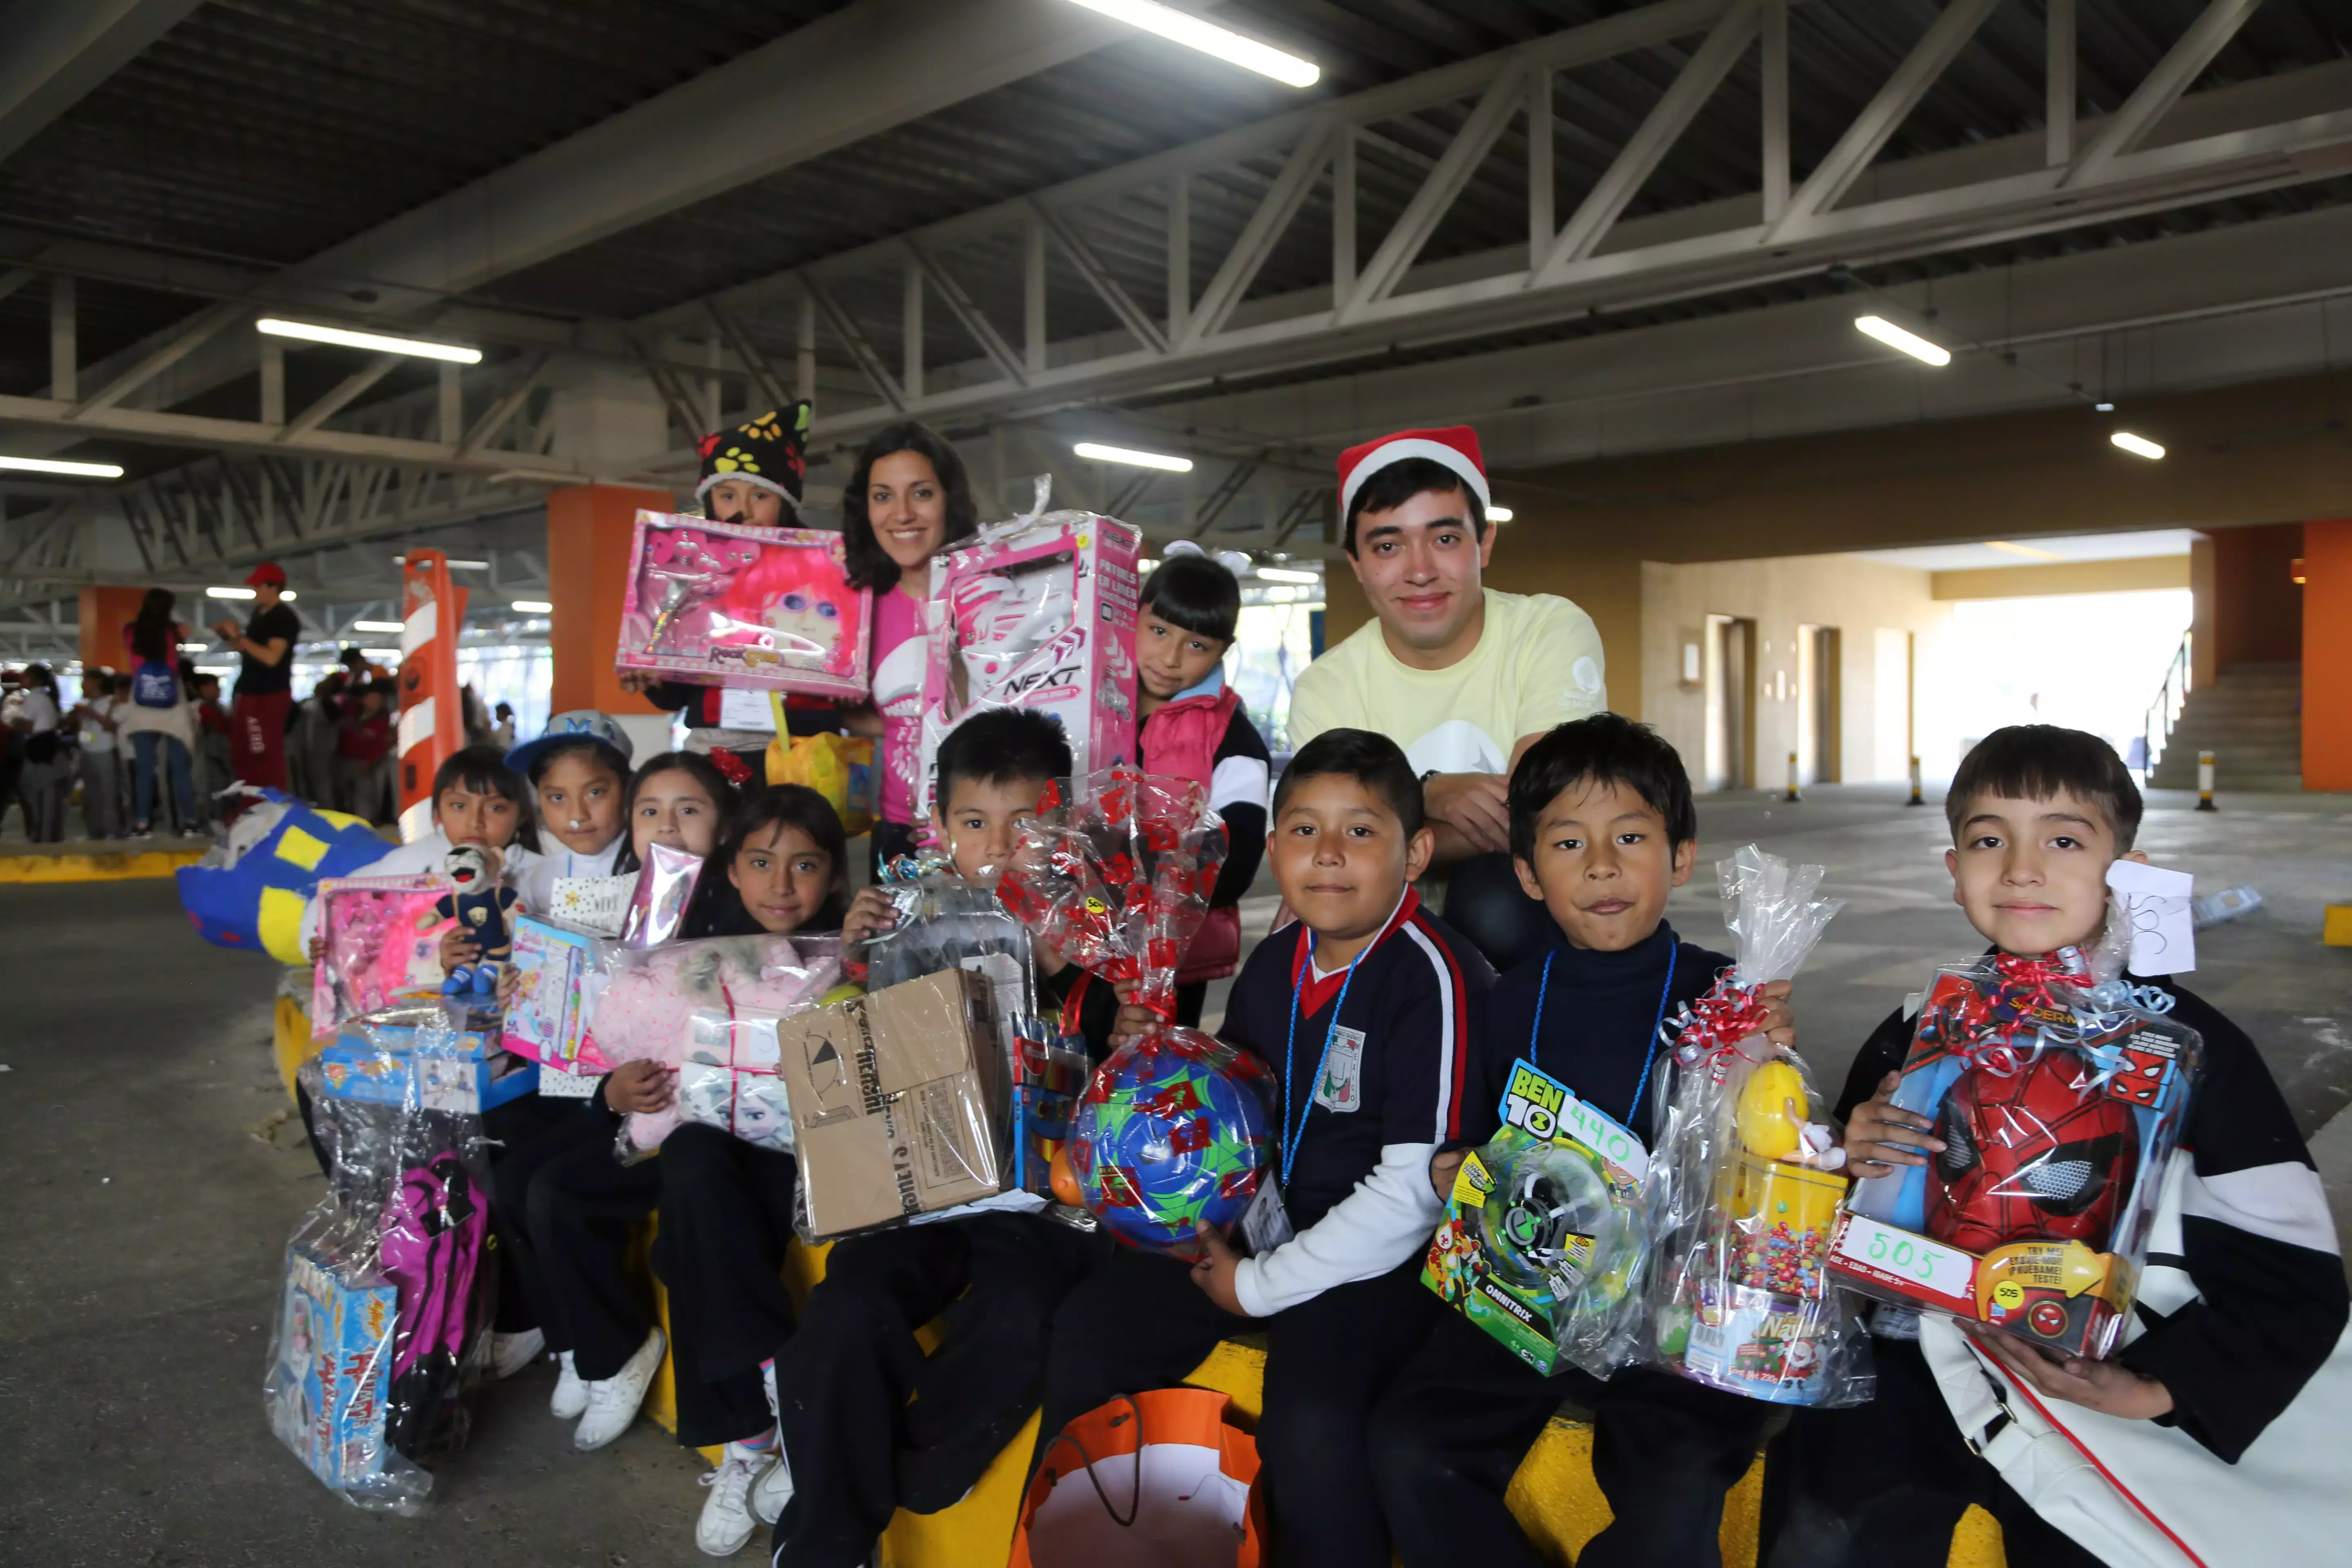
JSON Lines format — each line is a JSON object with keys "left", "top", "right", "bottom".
{"left": 1528, "top": 940, "right": 1679, "bottom": 1127}
{"left": 1279, "top": 933, "right": 1368, "bottom": 1188}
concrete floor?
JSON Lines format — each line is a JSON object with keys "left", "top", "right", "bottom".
{"left": 3, "top": 782, "right": 2348, "bottom": 1564}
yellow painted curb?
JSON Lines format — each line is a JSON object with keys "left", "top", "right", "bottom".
{"left": 2324, "top": 904, "right": 2352, "bottom": 948}
{"left": 0, "top": 849, "right": 203, "bottom": 883}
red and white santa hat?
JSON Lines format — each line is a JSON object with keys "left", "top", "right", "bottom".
{"left": 1336, "top": 425, "right": 1490, "bottom": 520}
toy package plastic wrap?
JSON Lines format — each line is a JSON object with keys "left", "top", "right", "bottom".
{"left": 619, "top": 841, "right": 704, "bottom": 949}
{"left": 674, "top": 936, "right": 842, "bottom": 1153}
{"left": 615, "top": 511, "right": 872, "bottom": 699}
{"left": 311, "top": 875, "right": 457, "bottom": 1038}
{"left": 1831, "top": 937, "right": 2202, "bottom": 1360}
{"left": 1647, "top": 846, "right": 1872, "bottom": 1407}
{"left": 275, "top": 1007, "right": 499, "bottom": 1509}
{"left": 777, "top": 968, "right": 1009, "bottom": 1238}
{"left": 501, "top": 914, "right": 624, "bottom": 1074}
{"left": 996, "top": 768, "right": 1272, "bottom": 1258}
{"left": 914, "top": 480, "right": 1142, "bottom": 820}
{"left": 862, "top": 851, "right": 1069, "bottom": 1197}
{"left": 584, "top": 933, "right": 844, "bottom": 1152}
{"left": 1423, "top": 1059, "right": 1651, "bottom": 1377}
{"left": 315, "top": 1016, "right": 538, "bottom": 1115}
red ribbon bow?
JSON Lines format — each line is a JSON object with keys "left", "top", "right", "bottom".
{"left": 709, "top": 749, "right": 753, "bottom": 786}
{"left": 1671, "top": 975, "right": 1772, "bottom": 1071}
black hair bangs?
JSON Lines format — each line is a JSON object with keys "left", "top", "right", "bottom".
{"left": 934, "top": 708, "right": 1072, "bottom": 810}
{"left": 1343, "top": 456, "right": 1486, "bottom": 554}
{"left": 1138, "top": 553, "right": 1242, "bottom": 644}
{"left": 1947, "top": 725, "right": 2143, "bottom": 851}
{"left": 1272, "top": 728, "right": 1425, "bottom": 839}
{"left": 1507, "top": 715, "right": 1696, "bottom": 864}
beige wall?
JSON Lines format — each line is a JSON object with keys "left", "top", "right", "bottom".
{"left": 1641, "top": 555, "right": 1952, "bottom": 788}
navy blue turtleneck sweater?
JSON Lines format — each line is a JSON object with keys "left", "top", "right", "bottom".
{"left": 1452, "top": 920, "right": 1732, "bottom": 1153}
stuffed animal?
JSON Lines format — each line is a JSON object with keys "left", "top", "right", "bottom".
{"left": 436, "top": 845, "right": 520, "bottom": 999}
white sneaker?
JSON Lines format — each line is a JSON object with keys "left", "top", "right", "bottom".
{"left": 491, "top": 1327, "right": 546, "bottom": 1381}
{"left": 752, "top": 1441, "right": 794, "bottom": 1525}
{"left": 573, "top": 1327, "right": 664, "bottom": 1452}
{"left": 550, "top": 1350, "right": 588, "bottom": 1420}
{"left": 697, "top": 1444, "right": 773, "bottom": 1556}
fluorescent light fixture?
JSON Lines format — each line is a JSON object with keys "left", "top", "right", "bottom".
{"left": 1986, "top": 540, "right": 2062, "bottom": 561}
{"left": 352, "top": 619, "right": 405, "bottom": 633}
{"left": 0, "top": 454, "right": 125, "bottom": 478}
{"left": 1064, "top": 0, "right": 1319, "bottom": 86}
{"left": 392, "top": 555, "right": 490, "bottom": 569}
{"left": 1255, "top": 567, "right": 1319, "bottom": 584}
{"left": 1074, "top": 441, "right": 1193, "bottom": 472}
{"left": 1486, "top": 506, "right": 1515, "bottom": 523}
{"left": 361, "top": 648, "right": 401, "bottom": 660}
{"left": 2111, "top": 431, "right": 2165, "bottom": 460}
{"left": 257, "top": 317, "right": 481, "bottom": 364}
{"left": 1854, "top": 315, "right": 1951, "bottom": 367}
{"left": 510, "top": 599, "right": 553, "bottom": 614}
{"left": 2095, "top": 401, "right": 2115, "bottom": 412}
{"left": 206, "top": 586, "right": 254, "bottom": 600}
{"left": 177, "top": 641, "right": 208, "bottom": 652}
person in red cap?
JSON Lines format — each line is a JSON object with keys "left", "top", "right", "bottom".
{"left": 210, "top": 561, "right": 301, "bottom": 792}
{"left": 1288, "top": 426, "right": 1607, "bottom": 969}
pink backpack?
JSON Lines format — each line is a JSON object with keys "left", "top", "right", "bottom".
{"left": 379, "top": 1148, "right": 487, "bottom": 1458}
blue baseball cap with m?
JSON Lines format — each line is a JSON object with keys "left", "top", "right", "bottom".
{"left": 506, "top": 710, "right": 635, "bottom": 779}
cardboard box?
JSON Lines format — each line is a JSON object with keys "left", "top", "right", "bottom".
{"left": 615, "top": 511, "right": 872, "bottom": 699}
{"left": 776, "top": 969, "right": 1004, "bottom": 1236}
{"left": 316, "top": 1022, "right": 539, "bottom": 1114}
{"left": 915, "top": 510, "right": 1141, "bottom": 820}
{"left": 266, "top": 1236, "right": 397, "bottom": 1490}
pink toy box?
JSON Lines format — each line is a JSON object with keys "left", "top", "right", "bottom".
{"left": 915, "top": 501, "right": 1141, "bottom": 819}
{"left": 615, "top": 510, "right": 872, "bottom": 700}
{"left": 311, "top": 875, "right": 457, "bottom": 1038}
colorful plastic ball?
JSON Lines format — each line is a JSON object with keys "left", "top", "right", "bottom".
{"left": 1069, "top": 1028, "right": 1272, "bottom": 1254}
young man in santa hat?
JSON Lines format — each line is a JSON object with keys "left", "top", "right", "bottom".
{"left": 1287, "top": 425, "right": 1606, "bottom": 969}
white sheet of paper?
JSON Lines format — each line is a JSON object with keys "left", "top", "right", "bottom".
{"left": 2107, "top": 860, "right": 2196, "bottom": 976}
{"left": 718, "top": 687, "right": 779, "bottom": 731}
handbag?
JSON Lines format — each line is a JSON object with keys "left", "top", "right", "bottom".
{"left": 1922, "top": 1149, "right": 2352, "bottom": 1568}
{"left": 1012, "top": 1388, "right": 1266, "bottom": 1568}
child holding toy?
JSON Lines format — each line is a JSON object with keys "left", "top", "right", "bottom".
{"left": 619, "top": 405, "right": 840, "bottom": 775}
{"left": 633, "top": 784, "right": 859, "bottom": 1556}
{"left": 1762, "top": 726, "right": 2349, "bottom": 1568}
{"left": 835, "top": 421, "right": 983, "bottom": 878}
{"left": 508, "top": 711, "right": 634, "bottom": 910}
{"left": 1032, "top": 727, "right": 1496, "bottom": 1568}
{"left": 1133, "top": 546, "right": 1270, "bottom": 1027}
{"left": 766, "top": 708, "right": 1119, "bottom": 1568}
{"left": 1369, "top": 715, "right": 1794, "bottom": 1568}
{"left": 493, "top": 751, "right": 742, "bottom": 1457}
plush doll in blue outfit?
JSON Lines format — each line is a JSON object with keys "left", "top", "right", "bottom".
{"left": 437, "top": 844, "right": 519, "bottom": 998}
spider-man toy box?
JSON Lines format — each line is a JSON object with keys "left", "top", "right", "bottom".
{"left": 1830, "top": 950, "right": 2202, "bottom": 1359}
{"left": 914, "top": 506, "right": 1141, "bottom": 820}
{"left": 615, "top": 512, "right": 872, "bottom": 700}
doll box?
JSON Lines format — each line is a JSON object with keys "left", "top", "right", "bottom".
{"left": 775, "top": 969, "right": 1005, "bottom": 1236}
{"left": 914, "top": 512, "right": 1142, "bottom": 820}
{"left": 267, "top": 1238, "right": 397, "bottom": 1490}
{"left": 502, "top": 915, "right": 621, "bottom": 1071}
{"left": 317, "top": 1024, "right": 539, "bottom": 1114}
{"left": 310, "top": 875, "right": 457, "bottom": 1038}
{"left": 1421, "top": 1060, "right": 1645, "bottom": 1377}
{"left": 1830, "top": 966, "right": 2200, "bottom": 1359}
{"left": 677, "top": 1006, "right": 797, "bottom": 1153}
{"left": 615, "top": 511, "right": 872, "bottom": 699}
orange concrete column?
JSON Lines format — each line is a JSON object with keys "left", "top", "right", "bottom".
{"left": 77, "top": 585, "right": 150, "bottom": 673}
{"left": 2303, "top": 519, "right": 2352, "bottom": 792}
{"left": 547, "top": 484, "right": 671, "bottom": 716}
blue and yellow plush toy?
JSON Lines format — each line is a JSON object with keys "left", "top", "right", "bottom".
{"left": 174, "top": 790, "right": 389, "bottom": 964}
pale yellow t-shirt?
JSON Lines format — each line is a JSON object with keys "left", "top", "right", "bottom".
{"left": 1288, "top": 589, "right": 1607, "bottom": 773}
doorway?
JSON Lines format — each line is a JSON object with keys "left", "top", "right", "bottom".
{"left": 1797, "top": 625, "right": 1842, "bottom": 784}
{"left": 1705, "top": 614, "right": 1757, "bottom": 791}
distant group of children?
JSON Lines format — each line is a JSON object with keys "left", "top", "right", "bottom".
{"left": 278, "top": 408, "right": 2346, "bottom": 1568}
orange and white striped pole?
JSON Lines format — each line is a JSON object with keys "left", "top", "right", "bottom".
{"left": 395, "top": 548, "right": 462, "bottom": 842}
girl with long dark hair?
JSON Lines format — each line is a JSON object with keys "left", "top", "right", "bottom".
{"left": 118, "top": 587, "right": 200, "bottom": 836}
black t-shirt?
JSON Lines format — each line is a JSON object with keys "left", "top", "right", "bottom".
{"left": 236, "top": 604, "right": 302, "bottom": 697}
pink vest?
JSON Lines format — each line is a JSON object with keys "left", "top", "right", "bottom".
{"left": 1139, "top": 687, "right": 1243, "bottom": 983}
